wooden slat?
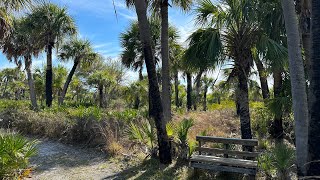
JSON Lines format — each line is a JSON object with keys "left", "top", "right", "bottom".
{"left": 196, "top": 136, "right": 258, "bottom": 146}
{"left": 191, "top": 162, "right": 257, "bottom": 175}
{"left": 190, "top": 155, "right": 258, "bottom": 168}
{"left": 195, "top": 147, "right": 260, "bottom": 158}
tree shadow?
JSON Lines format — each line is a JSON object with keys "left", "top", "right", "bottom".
{"left": 103, "top": 158, "right": 193, "bottom": 180}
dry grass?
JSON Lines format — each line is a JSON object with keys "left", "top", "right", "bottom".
{"left": 172, "top": 109, "right": 240, "bottom": 141}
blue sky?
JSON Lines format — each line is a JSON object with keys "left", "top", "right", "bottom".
{"left": 0, "top": 0, "right": 196, "bottom": 82}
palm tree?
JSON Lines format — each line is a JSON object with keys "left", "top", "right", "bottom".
{"left": 281, "top": 0, "right": 309, "bottom": 175}
{"left": 58, "top": 38, "right": 97, "bottom": 105}
{"left": 307, "top": 0, "right": 320, "bottom": 176}
{"left": 88, "top": 70, "right": 115, "bottom": 108}
{"left": 129, "top": 0, "right": 172, "bottom": 164}
{"left": 0, "top": 0, "right": 36, "bottom": 43}
{"left": 158, "top": 0, "right": 192, "bottom": 122}
{"left": 2, "top": 18, "right": 41, "bottom": 109}
{"left": 27, "top": 3, "right": 76, "bottom": 107}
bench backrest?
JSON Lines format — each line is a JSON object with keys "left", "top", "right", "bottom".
{"left": 195, "top": 136, "right": 259, "bottom": 159}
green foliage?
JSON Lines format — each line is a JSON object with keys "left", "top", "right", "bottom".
{"left": 188, "top": 139, "right": 198, "bottom": 157}
{"left": 251, "top": 107, "right": 273, "bottom": 138}
{"left": 127, "top": 119, "right": 156, "bottom": 150}
{"left": 0, "top": 132, "right": 38, "bottom": 179}
{"left": 258, "top": 143, "right": 295, "bottom": 179}
{"left": 208, "top": 100, "right": 235, "bottom": 110}
{"left": 176, "top": 118, "right": 194, "bottom": 143}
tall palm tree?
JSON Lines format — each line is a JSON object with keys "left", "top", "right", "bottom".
{"left": 58, "top": 38, "right": 97, "bottom": 105}
{"left": 190, "top": 0, "right": 257, "bottom": 140}
{"left": 2, "top": 18, "right": 41, "bottom": 109}
{"left": 27, "top": 3, "right": 76, "bottom": 107}
{"left": 281, "top": 0, "right": 309, "bottom": 175}
{"left": 307, "top": 0, "right": 320, "bottom": 176}
{"left": 129, "top": 0, "right": 172, "bottom": 164}
{"left": 158, "top": 0, "right": 192, "bottom": 122}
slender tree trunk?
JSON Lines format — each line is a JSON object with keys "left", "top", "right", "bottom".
{"left": 307, "top": 0, "right": 320, "bottom": 175}
{"left": 133, "top": 0, "right": 172, "bottom": 164}
{"left": 59, "top": 60, "right": 79, "bottom": 105}
{"left": 46, "top": 44, "right": 53, "bottom": 107}
{"left": 174, "top": 71, "right": 179, "bottom": 108}
{"left": 161, "top": 0, "right": 171, "bottom": 122}
{"left": 25, "top": 56, "right": 38, "bottom": 110}
{"left": 99, "top": 85, "right": 104, "bottom": 108}
{"left": 281, "top": 0, "right": 309, "bottom": 175}
{"left": 194, "top": 70, "right": 203, "bottom": 110}
{"left": 187, "top": 72, "right": 192, "bottom": 111}
{"left": 203, "top": 82, "right": 208, "bottom": 111}
{"left": 270, "top": 70, "right": 284, "bottom": 140}
{"left": 254, "top": 58, "right": 270, "bottom": 99}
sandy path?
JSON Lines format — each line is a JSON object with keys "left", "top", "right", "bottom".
{"left": 29, "top": 140, "right": 125, "bottom": 180}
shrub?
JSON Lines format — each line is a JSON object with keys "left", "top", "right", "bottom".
{"left": 251, "top": 107, "right": 273, "bottom": 138}
{"left": 0, "top": 131, "right": 38, "bottom": 179}
{"left": 127, "top": 119, "right": 157, "bottom": 156}
{"left": 176, "top": 118, "right": 194, "bottom": 144}
{"left": 258, "top": 143, "right": 295, "bottom": 180}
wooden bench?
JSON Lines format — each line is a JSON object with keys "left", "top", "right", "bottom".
{"left": 190, "top": 136, "right": 259, "bottom": 177}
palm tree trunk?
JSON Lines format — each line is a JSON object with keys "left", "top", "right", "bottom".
{"left": 300, "top": 0, "right": 311, "bottom": 81}
{"left": 99, "top": 84, "right": 104, "bottom": 108}
{"left": 25, "top": 56, "right": 38, "bottom": 110}
{"left": 46, "top": 44, "right": 53, "bottom": 107}
{"left": 307, "top": 0, "right": 320, "bottom": 175}
{"left": 237, "top": 70, "right": 253, "bottom": 141}
{"left": 203, "top": 82, "right": 208, "bottom": 111}
{"left": 161, "top": 0, "right": 171, "bottom": 123}
{"left": 281, "top": 0, "right": 309, "bottom": 175}
{"left": 194, "top": 70, "right": 203, "bottom": 110}
{"left": 270, "top": 70, "right": 284, "bottom": 140}
{"left": 133, "top": 0, "right": 172, "bottom": 164}
{"left": 187, "top": 72, "right": 192, "bottom": 111}
{"left": 174, "top": 71, "right": 179, "bottom": 108}
{"left": 254, "top": 58, "right": 270, "bottom": 99}
{"left": 59, "top": 60, "right": 79, "bottom": 105}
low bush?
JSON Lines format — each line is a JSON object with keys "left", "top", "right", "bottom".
{"left": 258, "top": 143, "right": 295, "bottom": 180}
{"left": 0, "top": 131, "right": 38, "bottom": 179}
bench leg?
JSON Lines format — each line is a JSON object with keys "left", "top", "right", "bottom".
{"left": 193, "top": 168, "right": 200, "bottom": 179}
{"left": 247, "top": 174, "right": 256, "bottom": 180}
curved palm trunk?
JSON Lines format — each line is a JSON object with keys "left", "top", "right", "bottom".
{"left": 270, "top": 70, "right": 284, "bottom": 140}
{"left": 161, "top": 0, "right": 171, "bottom": 123}
{"left": 59, "top": 60, "right": 79, "bottom": 105}
{"left": 307, "top": 0, "right": 320, "bottom": 175}
{"left": 254, "top": 58, "right": 270, "bottom": 99}
{"left": 133, "top": 0, "right": 172, "bottom": 164}
{"left": 25, "top": 56, "right": 38, "bottom": 110}
{"left": 46, "top": 44, "right": 53, "bottom": 107}
{"left": 281, "top": 0, "right": 309, "bottom": 175}
{"left": 187, "top": 72, "right": 192, "bottom": 111}
{"left": 174, "top": 71, "right": 179, "bottom": 108}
